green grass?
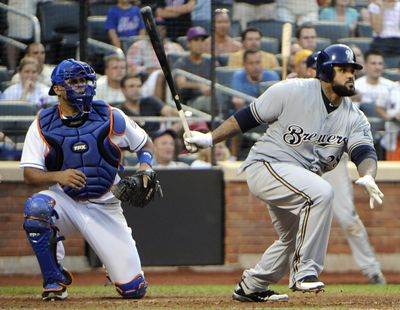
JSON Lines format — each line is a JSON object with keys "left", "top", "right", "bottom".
{"left": 1, "top": 283, "right": 400, "bottom": 295}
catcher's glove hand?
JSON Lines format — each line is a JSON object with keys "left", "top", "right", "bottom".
{"left": 112, "top": 170, "right": 163, "bottom": 208}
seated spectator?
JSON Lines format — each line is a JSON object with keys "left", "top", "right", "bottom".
{"left": 105, "top": 0, "right": 145, "bottom": 48}
{"left": 354, "top": 50, "right": 396, "bottom": 105}
{"left": 155, "top": 0, "right": 196, "bottom": 40}
{"left": 288, "top": 43, "right": 303, "bottom": 75}
{"left": 319, "top": 0, "right": 359, "bottom": 35}
{"left": 228, "top": 28, "right": 279, "bottom": 69}
{"left": 296, "top": 23, "right": 318, "bottom": 51}
{"left": 173, "top": 26, "right": 214, "bottom": 113}
{"left": 202, "top": 8, "right": 242, "bottom": 56}
{"left": 2, "top": 57, "right": 53, "bottom": 108}
{"left": 152, "top": 129, "right": 190, "bottom": 168}
{"left": 233, "top": 0, "right": 276, "bottom": 30}
{"left": 126, "top": 17, "right": 183, "bottom": 77}
{"left": 369, "top": 0, "right": 400, "bottom": 57}
{"left": 287, "top": 49, "right": 313, "bottom": 79}
{"left": 119, "top": 74, "right": 178, "bottom": 136}
{"left": 275, "top": 0, "right": 319, "bottom": 25}
{"left": 376, "top": 83, "right": 400, "bottom": 160}
{"left": 231, "top": 49, "right": 280, "bottom": 111}
{"left": 0, "top": 131, "right": 21, "bottom": 161}
{"left": 191, "top": 141, "right": 233, "bottom": 168}
{"left": 95, "top": 54, "right": 126, "bottom": 104}
{"left": 11, "top": 43, "right": 54, "bottom": 87}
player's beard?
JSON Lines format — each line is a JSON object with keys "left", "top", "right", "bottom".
{"left": 332, "top": 83, "right": 356, "bottom": 97}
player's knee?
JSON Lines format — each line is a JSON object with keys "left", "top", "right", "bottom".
{"left": 23, "top": 194, "right": 57, "bottom": 233}
{"left": 115, "top": 274, "right": 148, "bottom": 299}
{"left": 316, "top": 182, "right": 334, "bottom": 205}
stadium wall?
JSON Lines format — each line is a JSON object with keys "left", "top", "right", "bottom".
{"left": 0, "top": 161, "right": 399, "bottom": 274}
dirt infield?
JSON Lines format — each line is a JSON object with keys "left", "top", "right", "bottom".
{"left": 1, "top": 269, "right": 400, "bottom": 309}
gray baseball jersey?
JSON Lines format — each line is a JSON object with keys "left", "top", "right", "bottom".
{"left": 237, "top": 78, "right": 376, "bottom": 291}
{"left": 241, "top": 78, "right": 374, "bottom": 175}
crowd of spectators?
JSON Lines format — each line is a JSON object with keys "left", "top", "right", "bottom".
{"left": 1, "top": 0, "right": 400, "bottom": 163}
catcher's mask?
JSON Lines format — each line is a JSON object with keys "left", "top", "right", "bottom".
{"left": 49, "top": 58, "right": 96, "bottom": 114}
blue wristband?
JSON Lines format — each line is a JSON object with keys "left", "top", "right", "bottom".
{"left": 137, "top": 150, "right": 153, "bottom": 167}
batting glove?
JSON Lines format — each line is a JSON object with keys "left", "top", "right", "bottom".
{"left": 183, "top": 131, "right": 213, "bottom": 153}
{"left": 355, "top": 175, "right": 384, "bottom": 209}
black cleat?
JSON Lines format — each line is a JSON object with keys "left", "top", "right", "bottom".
{"left": 232, "top": 283, "right": 288, "bottom": 302}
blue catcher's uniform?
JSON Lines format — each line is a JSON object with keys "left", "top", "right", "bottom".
{"left": 21, "top": 59, "right": 149, "bottom": 301}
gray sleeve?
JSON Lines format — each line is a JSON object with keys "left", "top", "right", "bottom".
{"left": 347, "top": 112, "right": 375, "bottom": 157}
{"left": 252, "top": 80, "right": 290, "bottom": 123}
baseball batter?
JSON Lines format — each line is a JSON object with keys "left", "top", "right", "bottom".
{"left": 20, "top": 59, "right": 154, "bottom": 301}
{"left": 184, "top": 44, "right": 384, "bottom": 302}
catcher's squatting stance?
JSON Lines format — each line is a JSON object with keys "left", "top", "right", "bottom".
{"left": 184, "top": 44, "right": 384, "bottom": 303}
{"left": 20, "top": 59, "right": 161, "bottom": 301}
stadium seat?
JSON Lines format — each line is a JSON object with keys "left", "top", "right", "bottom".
{"left": 313, "top": 21, "right": 350, "bottom": 43}
{"left": 216, "top": 67, "right": 238, "bottom": 87}
{"left": 356, "top": 22, "right": 372, "bottom": 37}
{"left": 0, "top": 66, "right": 10, "bottom": 83}
{"left": 246, "top": 20, "right": 293, "bottom": 43}
{"left": 38, "top": 1, "right": 80, "bottom": 46}
{"left": 261, "top": 37, "right": 279, "bottom": 54}
{"left": 230, "top": 20, "right": 242, "bottom": 37}
{"left": 384, "top": 56, "right": 400, "bottom": 69}
{"left": 218, "top": 54, "right": 229, "bottom": 66}
{"left": 88, "top": 16, "right": 109, "bottom": 44}
{"left": 337, "top": 37, "right": 372, "bottom": 54}
{"left": 168, "top": 52, "right": 189, "bottom": 67}
{"left": 315, "top": 38, "right": 332, "bottom": 51}
{"left": 216, "top": 67, "right": 239, "bottom": 118}
{"left": 359, "top": 102, "right": 385, "bottom": 137}
{"left": 382, "top": 69, "right": 400, "bottom": 81}
{"left": 89, "top": 2, "right": 112, "bottom": 16}
{"left": 0, "top": 101, "right": 37, "bottom": 145}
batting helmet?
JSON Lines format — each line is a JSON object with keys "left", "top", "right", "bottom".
{"left": 49, "top": 59, "right": 96, "bottom": 113}
{"left": 316, "top": 44, "right": 363, "bottom": 82}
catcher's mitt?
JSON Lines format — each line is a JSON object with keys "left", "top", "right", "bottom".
{"left": 112, "top": 170, "right": 162, "bottom": 208}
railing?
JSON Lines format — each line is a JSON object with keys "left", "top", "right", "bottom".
{"left": 0, "top": 2, "right": 41, "bottom": 43}
{"left": 87, "top": 38, "right": 125, "bottom": 59}
{"left": 0, "top": 35, "right": 27, "bottom": 51}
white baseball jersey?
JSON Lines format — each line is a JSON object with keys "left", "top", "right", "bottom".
{"left": 241, "top": 78, "right": 374, "bottom": 175}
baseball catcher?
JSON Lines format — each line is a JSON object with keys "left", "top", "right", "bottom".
{"left": 112, "top": 170, "right": 163, "bottom": 208}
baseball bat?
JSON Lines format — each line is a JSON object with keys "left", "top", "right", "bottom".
{"left": 281, "top": 23, "right": 292, "bottom": 80}
{"left": 140, "top": 6, "right": 191, "bottom": 136}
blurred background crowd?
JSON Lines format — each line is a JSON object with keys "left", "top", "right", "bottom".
{"left": 0, "top": 0, "right": 399, "bottom": 165}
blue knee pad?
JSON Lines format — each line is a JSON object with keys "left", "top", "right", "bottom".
{"left": 115, "top": 274, "right": 148, "bottom": 299}
{"left": 23, "top": 194, "right": 71, "bottom": 287}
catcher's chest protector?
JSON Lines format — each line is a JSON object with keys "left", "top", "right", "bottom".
{"left": 39, "top": 101, "right": 125, "bottom": 200}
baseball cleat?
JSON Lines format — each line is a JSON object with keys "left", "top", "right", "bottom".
{"left": 292, "top": 275, "right": 325, "bottom": 292}
{"left": 369, "top": 273, "right": 386, "bottom": 285}
{"left": 42, "top": 283, "right": 68, "bottom": 301}
{"left": 232, "top": 282, "right": 288, "bottom": 302}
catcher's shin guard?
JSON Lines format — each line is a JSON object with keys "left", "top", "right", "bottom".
{"left": 23, "top": 194, "right": 72, "bottom": 287}
{"left": 115, "top": 274, "right": 148, "bottom": 299}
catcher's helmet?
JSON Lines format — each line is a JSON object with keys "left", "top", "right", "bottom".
{"left": 316, "top": 44, "right": 363, "bottom": 82}
{"left": 49, "top": 59, "right": 96, "bottom": 113}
